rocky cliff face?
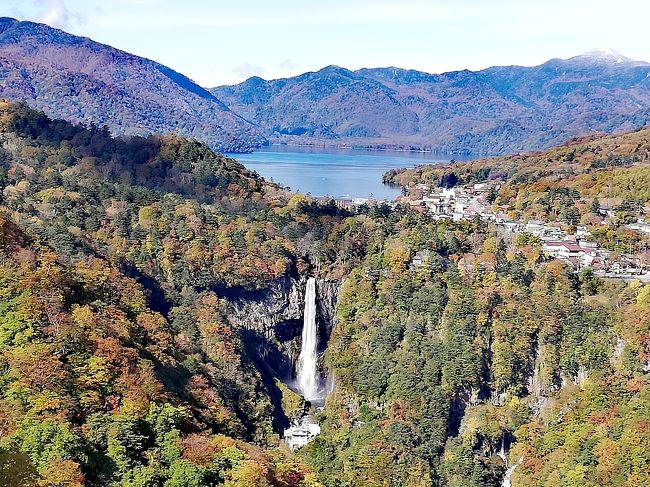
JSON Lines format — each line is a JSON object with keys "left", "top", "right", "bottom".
{"left": 316, "top": 279, "right": 341, "bottom": 351}
{"left": 223, "top": 276, "right": 341, "bottom": 380}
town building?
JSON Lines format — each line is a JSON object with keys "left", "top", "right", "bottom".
{"left": 541, "top": 240, "right": 598, "bottom": 268}
{"left": 284, "top": 420, "right": 321, "bottom": 450}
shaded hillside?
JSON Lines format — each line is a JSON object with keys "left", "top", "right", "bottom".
{"left": 0, "top": 17, "right": 264, "bottom": 152}
{"left": 213, "top": 50, "right": 650, "bottom": 155}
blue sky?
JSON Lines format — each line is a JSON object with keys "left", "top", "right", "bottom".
{"left": 4, "top": 0, "right": 649, "bottom": 86}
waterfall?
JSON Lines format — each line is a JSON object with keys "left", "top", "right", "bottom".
{"left": 297, "top": 277, "right": 320, "bottom": 401}
{"left": 502, "top": 457, "right": 523, "bottom": 487}
{"left": 497, "top": 435, "right": 507, "bottom": 463}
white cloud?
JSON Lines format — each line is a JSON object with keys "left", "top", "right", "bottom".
{"left": 279, "top": 58, "right": 299, "bottom": 70}
{"left": 232, "top": 62, "right": 265, "bottom": 80}
{"left": 34, "top": 0, "right": 85, "bottom": 29}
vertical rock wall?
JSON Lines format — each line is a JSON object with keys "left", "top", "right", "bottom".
{"left": 223, "top": 276, "right": 341, "bottom": 379}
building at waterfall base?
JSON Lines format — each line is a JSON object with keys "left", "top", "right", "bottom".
{"left": 283, "top": 420, "right": 321, "bottom": 450}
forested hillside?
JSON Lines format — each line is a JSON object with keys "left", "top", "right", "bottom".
{"left": 386, "top": 126, "right": 650, "bottom": 210}
{"left": 386, "top": 127, "right": 650, "bottom": 251}
{"left": 303, "top": 222, "right": 650, "bottom": 486}
{"left": 214, "top": 50, "right": 650, "bottom": 154}
{"left": 0, "top": 101, "right": 648, "bottom": 486}
{"left": 0, "top": 216, "right": 320, "bottom": 486}
{"left": 0, "top": 17, "right": 263, "bottom": 152}
{"left": 0, "top": 102, "right": 327, "bottom": 485}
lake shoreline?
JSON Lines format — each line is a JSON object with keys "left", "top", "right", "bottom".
{"left": 262, "top": 142, "right": 464, "bottom": 156}
{"left": 226, "top": 147, "right": 461, "bottom": 200}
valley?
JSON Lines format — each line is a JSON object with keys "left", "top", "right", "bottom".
{"left": 0, "top": 100, "right": 648, "bottom": 486}
{"left": 0, "top": 7, "right": 649, "bottom": 487}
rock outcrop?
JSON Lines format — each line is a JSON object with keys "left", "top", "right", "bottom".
{"left": 223, "top": 276, "right": 341, "bottom": 380}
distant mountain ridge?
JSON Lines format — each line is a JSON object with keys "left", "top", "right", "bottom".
{"left": 0, "top": 17, "right": 264, "bottom": 152}
{"left": 1, "top": 16, "right": 649, "bottom": 156}
{"left": 213, "top": 49, "right": 650, "bottom": 155}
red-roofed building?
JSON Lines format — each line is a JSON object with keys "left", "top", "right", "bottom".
{"left": 542, "top": 240, "right": 598, "bottom": 267}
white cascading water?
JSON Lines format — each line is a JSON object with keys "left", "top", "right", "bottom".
{"left": 502, "top": 457, "right": 523, "bottom": 487}
{"left": 297, "top": 277, "right": 319, "bottom": 401}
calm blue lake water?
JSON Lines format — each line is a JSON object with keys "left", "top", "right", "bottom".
{"left": 226, "top": 146, "right": 465, "bottom": 200}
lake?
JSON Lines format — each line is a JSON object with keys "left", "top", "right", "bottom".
{"left": 226, "top": 146, "right": 466, "bottom": 200}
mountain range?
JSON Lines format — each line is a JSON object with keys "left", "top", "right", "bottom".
{"left": 213, "top": 49, "right": 650, "bottom": 154}
{"left": 1, "top": 17, "right": 650, "bottom": 155}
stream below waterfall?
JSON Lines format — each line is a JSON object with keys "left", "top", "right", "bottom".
{"left": 501, "top": 457, "right": 522, "bottom": 487}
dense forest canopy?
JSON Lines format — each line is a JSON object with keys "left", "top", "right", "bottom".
{"left": 0, "top": 101, "right": 649, "bottom": 486}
